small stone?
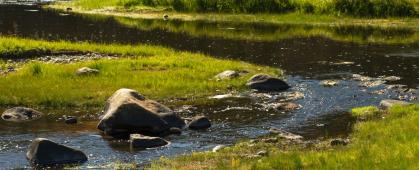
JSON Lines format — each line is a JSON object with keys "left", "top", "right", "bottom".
{"left": 130, "top": 134, "right": 169, "bottom": 149}
{"left": 320, "top": 80, "right": 339, "bottom": 87}
{"left": 383, "top": 76, "right": 401, "bottom": 81}
{"left": 169, "top": 127, "right": 182, "bottom": 135}
{"left": 379, "top": 99, "right": 411, "bottom": 109}
{"left": 65, "top": 116, "right": 77, "bottom": 124}
{"left": 272, "top": 102, "right": 301, "bottom": 111}
{"left": 188, "top": 116, "right": 211, "bottom": 130}
{"left": 163, "top": 14, "right": 169, "bottom": 20}
{"left": 212, "top": 145, "right": 226, "bottom": 152}
{"left": 1, "top": 107, "right": 43, "bottom": 122}
{"left": 215, "top": 70, "right": 240, "bottom": 80}
{"left": 359, "top": 80, "right": 386, "bottom": 88}
{"left": 330, "top": 139, "right": 349, "bottom": 146}
{"left": 261, "top": 137, "right": 278, "bottom": 143}
{"left": 269, "top": 128, "right": 303, "bottom": 141}
{"left": 247, "top": 74, "right": 290, "bottom": 91}
{"left": 76, "top": 67, "right": 99, "bottom": 76}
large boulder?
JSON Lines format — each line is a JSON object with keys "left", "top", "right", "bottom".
{"left": 1, "top": 107, "right": 43, "bottom": 122}
{"left": 246, "top": 74, "right": 290, "bottom": 91}
{"left": 26, "top": 138, "right": 87, "bottom": 166}
{"left": 379, "top": 99, "right": 411, "bottom": 109}
{"left": 130, "top": 134, "right": 169, "bottom": 148}
{"left": 98, "top": 88, "right": 185, "bottom": 138}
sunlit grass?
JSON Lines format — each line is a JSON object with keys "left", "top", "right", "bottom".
{"left": 351, "top": 106, "right": 380, "bottom": 119}
{"left": 149, "top": 104, "right": 419, "bottom": 169}
{"left": 69, "top": 0, "right": 418, "bottom": 17}
{"left": 0, "top": 37, "right": 278, "bottom": 107}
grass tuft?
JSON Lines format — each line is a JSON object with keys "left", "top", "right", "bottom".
{"left": 351, "top": 106, "right": 380, "bottom": 119}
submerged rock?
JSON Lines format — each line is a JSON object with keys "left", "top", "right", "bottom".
{"left": 188, "top": 116, "right": 211, "bottom": 130}
{"left": 26, "top": 138, "right": 87, "bottom": 166}
{"left": 246, "top": 74, "right": 290, "bottom": 91}
{"left": 272, "top": 102, "right": 301, "bottom": 111}
{"left": 97, "top": 88, "right": 185, "bottom": 138}
{"left": 379, "top": 99, "right": 411, "bottom": 109}
{"left": 359, "top": 80, "right": 386, "bottom": 88}
{"left": 1, "top": 107, "right": 43, "bottom": 122}
{"left": 130, "top": 134, "right": 169, "bottom": 149}
{"left": 269, "top": 128, "right": 303, "bottom": 141}
{"left": 382, "top": 76, "right": 401, "bottom": 82}
{"left": 215, "top": 70, "right": 240, "bottom": 80}
{"left": 76, "top": 67, "right": 99, "bottom": 76}
{"left": 320, "top": 80, "right": 339, "bottom": 87}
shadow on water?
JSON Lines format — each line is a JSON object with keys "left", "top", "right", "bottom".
{"left": 0, "top": 5, "right": 418, "bottom": 169}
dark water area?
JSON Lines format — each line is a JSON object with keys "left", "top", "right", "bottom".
{"left": 0, "top": 4, "right": 418, "bottom": 169}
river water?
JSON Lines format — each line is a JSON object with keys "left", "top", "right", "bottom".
{"left": 0, "top": 4, "right": 418, "bottom": 169}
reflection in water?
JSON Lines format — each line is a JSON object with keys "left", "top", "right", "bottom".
{"left": 0, "top": 5, "right": 418, "bottom": 169}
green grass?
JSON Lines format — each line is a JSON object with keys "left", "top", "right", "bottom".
{"left": 0, "top": 37, "right": 278, "bottom": 107}
{"left": 149, "top": 104, "right": 419, "bottom": 169}
{"left": 69, "top": 0, "right": 418, "bottom": 17}
{"left": 351, "top": 106, "right": 380, "bottom": 119}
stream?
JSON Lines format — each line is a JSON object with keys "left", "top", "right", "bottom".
{"left": 0, "top": 4, "right": 418, "bottom": 169}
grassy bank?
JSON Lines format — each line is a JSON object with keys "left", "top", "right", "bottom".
{"left": 51, "top": 3, "right": 419, "bottom": 28}
{"left": 0, "top": 37, "right": 277, "bottom": 107}
{"left": 71, "top": 0, "right": 418, "bottom": 17}
{"left": 114, "top": 16, "right": 418, "bottom": 44}
{"left": 149, "top": 104, "right": 419, "bottom": 169}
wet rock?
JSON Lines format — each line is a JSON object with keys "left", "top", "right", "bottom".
{"left": 215, "top": 70, "right": 240, "bottom": 80}
{"left": 359, "top": 80, "right": 386, "bottom": 88}
{"left": 320, "top": 80, "right": 339, "bottom": 87}
{"left": 169, "top": 127, "right": 182, "bottom": 135}
{"left": 330, "top": 61, "right": 355, "bottom": 65}
{"left": 210, "top": 94, "right": 235, "bottom": 99}
{"left": 188, "top": 116, "right": 211, "bottom": 130}
{"left": 130, "top": 134, "right": 169, "bottom": 148}
{"left": 352, "top": 74, "right": 373, "bottom": 81}
{"left": 1, "top": 107, "right": 43, "bottom": 122}
{"left": 76, "top": 67, "right": 99, "bottom": 76}
{"left": 330, "top": 139, "right": 349, "bottom": 146}
{"left": 64, "top": 116, "right": 77, "bottom": 124}
{"left": 379, "top": 99, "right": 411, "bottom": 109}
{"left": 272, "top": 102, "right": 301, "bottom": 111}
{"left": 212, "top": 145, "right": 226, "bottom": 152}
{"left": 26, "top": 138, "right": 87, "bottom": 166}
{"left": 246, "top": 74, "right": 290, "bottom": 91}
{"left": 382, "top": 76, "right": 401, "bottom": 81}
{"left": 97, "top": 88, "right": 185, "bottom": 138}
{"left": 269, "top": 128, "right": 303, "bottom": 141}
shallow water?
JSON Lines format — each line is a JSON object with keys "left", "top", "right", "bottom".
{"left": 0, "top": 4, "right": 418, "bottom": 169}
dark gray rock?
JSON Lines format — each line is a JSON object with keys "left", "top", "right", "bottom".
{"left": 97, "top": 88, "right": 185, "bottom": 138}
{"left": 76, "top": 67, "right": 99, "bottom": 76}
{"left": 1, "top": 107, "right": 43, "bottom": 122}
{"left": 169, "top": 127, "right": 182, "bottom": 135}
{"left": 130, "top": 134, "right": 169, "bottom": 148}
{"left": 379, "top": 99, "right": 411, "bottom": 109}
{"left": 26, "top": 138, "right": 87, "bottom": 166}
{"left": 246, "top": 74, "right": 290, "bottom": 91}
{"left": 64, "top": 116, "right": 77, "bottom": 124}
{"left": 188, "top": 116, "right": 211, "bottom": 130}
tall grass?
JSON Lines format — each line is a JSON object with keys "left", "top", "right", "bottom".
{"left": 150, "top": 104, "right": 419, "bottom": 169}
{"left": 73, "top": 0, "right": 418, "bottom": 17}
